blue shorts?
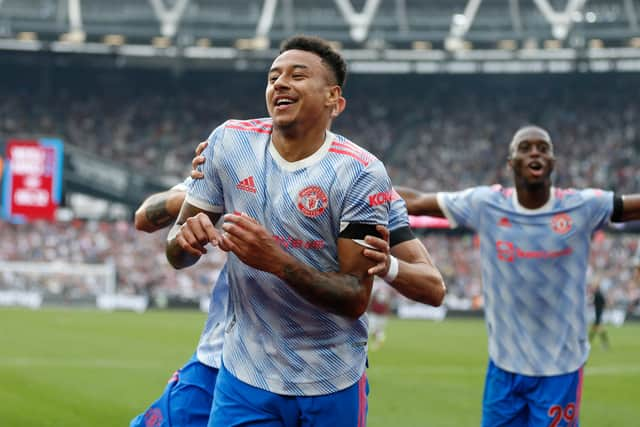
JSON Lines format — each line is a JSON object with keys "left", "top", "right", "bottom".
{"left": 482, "top": 359, "right": 583, "bottom": 427}
{"left": 130, "top": 353, "right": 219, "bottom": 427}
{"left": 208, "top": 362, "right": 369, "bottom": 427}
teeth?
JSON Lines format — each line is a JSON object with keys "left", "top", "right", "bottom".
{"left": 276, "top": 98, "right": 293, "bottom": 106}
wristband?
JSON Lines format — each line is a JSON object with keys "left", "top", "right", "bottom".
{"left": 383, "top": 255, "right": 399, "bottom": 284}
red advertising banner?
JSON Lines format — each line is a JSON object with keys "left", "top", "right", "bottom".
{"left": 2, "top": 139, "right": 64, "bottom": 222}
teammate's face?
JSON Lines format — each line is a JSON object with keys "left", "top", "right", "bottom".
{"left": 508, "top": 137, "right": 555, "bottom": 185}
{"left": 266, "top": 49, "right": 340, "bottom": 129}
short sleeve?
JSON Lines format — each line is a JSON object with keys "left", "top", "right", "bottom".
{"left": 340, "top": 160, "right": 392, "bottom": 227}
{"left": 170, "top": 176, "right": 192, "bottom": 192}
{"left": 436, "top": 186, "right": 488, "bottom": 230}
{"left": 185, "top": 125, "right": 226, "bottom": 213}
{"left": 581, "top": 188, "right": 615, "bottom": 231}
{"left": 388, "top": 191, "right": 410, "bottom": 232}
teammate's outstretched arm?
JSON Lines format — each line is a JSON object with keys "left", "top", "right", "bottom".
{"left": 363, "top": 225, "right": 446, "bottom": 306}
{"left": 620, "top": 194, "right": 640, "bottom": 221}
{"left": 395, "top": 186, "right": 445, "bottom": 217}
{"left": 219, "top": 212, "right": 377, "bottom": 319}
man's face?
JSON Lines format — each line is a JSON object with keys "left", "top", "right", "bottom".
{"left": 265, "top": 49, "right": 339, "bottom": 128}
{"left": 508, "top": 137, "right": 555, "bottom": 185}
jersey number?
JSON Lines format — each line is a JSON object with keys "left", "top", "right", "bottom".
{"left": 548, "top": 403, "right": 576, "bottom": 427}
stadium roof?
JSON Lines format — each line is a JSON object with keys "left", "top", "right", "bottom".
{"left": 1, "top": 0, "right": 640, "bottom": 73}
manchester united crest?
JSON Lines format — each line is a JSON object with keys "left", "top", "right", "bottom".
{"left": 551, "top": 213, "right": 572, "bottom": 234}
{"left": 297, "top": 186, "right": 328, "bottom": 217}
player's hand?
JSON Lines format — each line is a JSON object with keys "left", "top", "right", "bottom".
{"left": 174, "top": 212, "right": 222, "bottom": 257}
{"left": 362, "top": 225, "right": 391, "bottom": 276}
{"left": 190, "top": 140, "right": 208, "bottom": 180}
{"left": 220, "top": 212, "right": 287, "bottom": 274}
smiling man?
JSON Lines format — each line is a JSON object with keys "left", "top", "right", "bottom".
{"left": 165, "top": 35, "right": 394, "bottom": 427}
{"left": 397, "top": 125, "right": 640, "bottom": 427}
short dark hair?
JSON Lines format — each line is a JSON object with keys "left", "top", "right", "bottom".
{"left": 280, "top": 35, "right": 347, "bottom": 88}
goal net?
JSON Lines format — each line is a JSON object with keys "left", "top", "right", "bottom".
{"left": 0, "top": 261, "right": 117, "bottom": 309}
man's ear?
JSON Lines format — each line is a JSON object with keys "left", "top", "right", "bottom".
{"left": 327, "top": 85, "right": 343, "bottom": 112}
{"left": 331, "top": 96, "right": 346, "bottom": 119}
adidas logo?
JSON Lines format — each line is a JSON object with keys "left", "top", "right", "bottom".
{"left": 236, "top": 176, "right": 257, "bottom": 193}
{"left": 498, "top": 217, "right": 512, "bottom": 227}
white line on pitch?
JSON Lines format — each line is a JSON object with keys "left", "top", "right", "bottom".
{"left": 0, "top": 357, "right": 168, "bottom": 369}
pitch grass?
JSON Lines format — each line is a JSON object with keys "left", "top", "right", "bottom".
{"left": 1, "top": 308, "right": 638, "bottom": 427}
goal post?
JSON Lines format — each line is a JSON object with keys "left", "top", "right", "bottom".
{"left": 0, "top": 260, "right": 119, "bottom": 308}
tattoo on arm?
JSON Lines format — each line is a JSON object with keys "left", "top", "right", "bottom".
{"left": 282, "top": 263, "right": 366, "bottom": 318}
{"left": 145, "top": 194, "right": 174, "bottom": 227}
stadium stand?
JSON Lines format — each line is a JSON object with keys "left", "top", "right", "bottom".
{"left": 1, "top": 66, "right": 639, "bottom": 193}
{"left": 0, "top": 1, "right": 638, "bottom": 315}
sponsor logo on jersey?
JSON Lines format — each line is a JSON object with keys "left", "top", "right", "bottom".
{"left": 368, "top": 190, "right": 394, "bottom": 207}
{"left": 496, "top": 240, "right": 573, "bottom": 262}
{"left": 297, "top": 186, "right": 328, "bottom": 217}
{"left": 236, "top": 176, "right": 257, "bottom": 193}
{"left": 496, "top": 240, "right": 515, "bottom": 262}
{"left": 273, "top": 235, "right": 326, "bottom": 250}
{"left": 551, "top": 213, "right": 572, "bottom": 234}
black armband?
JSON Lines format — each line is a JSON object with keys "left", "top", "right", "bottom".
{"left": 339, "top": 223, "right": 382, "bottom": 240}
{"left": 611, "top": 194, "right": 624, "bottom": 222}
{"left": 389, "top": 226, "right": 415, "bottom": 247}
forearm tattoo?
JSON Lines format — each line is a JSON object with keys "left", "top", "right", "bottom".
{"left": 145, "top": 194, "right": 174, "bottom": 227}
{"left": 282, "top": 263, "right": 363, "bottom": 317}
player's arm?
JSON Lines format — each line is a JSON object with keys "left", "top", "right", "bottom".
{"left": 134, "top": 190, "right": 186, "bottom": 233}
{"left": 395, "top": 186, "right": 444, "bottom": 217}
{"left": 363, "top": 225, "right": 446, "bottom": 306}
{"left": 136, "top": 140, "right": 209, "bottom": 233}
{"left": 220, "top": 213, "right": 376, "bottom": 319}
{"left": 619, "top": 194, "right": 640, "bottom": 221}
{"left": 280, "top": 237, "right": 377, "bottom": 319}
{"left": 166, "top": 202, "right": 222, "bottom": 269}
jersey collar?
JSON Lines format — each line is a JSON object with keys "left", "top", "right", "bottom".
{"left": 268, "top": 131, "right": 334, "bottom": 172}
{"left": 512, "top": 187, "right": 556, "bottom": 214}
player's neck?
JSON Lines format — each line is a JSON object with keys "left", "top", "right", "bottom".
{"left": 271, "top": 125, "right": 328, "bottom": 162}
{"left": 514, "top": 182, "right": 551, "bottom": 209}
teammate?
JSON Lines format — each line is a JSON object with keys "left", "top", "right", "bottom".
{"left": 588, "top": 282, "right": 610, "bottom": 349}
{"left": 162, "top": 35, "right": 444, "bottom": 427}
{"left": 129, "top": 176, "right": 227, "bottom": 427}
{"left": 397, "top": 125, "right": 640, "bottom": 426}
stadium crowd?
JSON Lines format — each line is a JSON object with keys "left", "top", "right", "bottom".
{"left": 1, "top": 66, "right": 639, "bottom": 310}
{"left": 0, "top": 219, "right": 225, "bottom": 301}
{"left": 1, "top": 219, "right": 638, "bottom": 313}
{"left": 1, "top": 68, "right": 639, "bottom": 193}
